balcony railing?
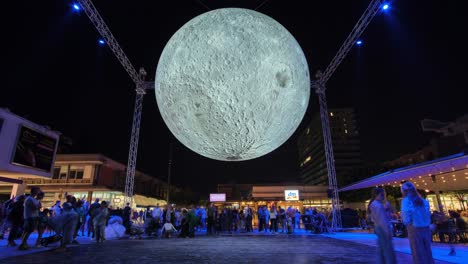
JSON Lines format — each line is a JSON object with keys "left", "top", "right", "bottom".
{"left": 21, "top": 178, "right": 92, "bottom": 185}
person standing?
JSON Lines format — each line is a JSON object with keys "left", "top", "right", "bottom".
{"left": 93, "top": 201, "right": 109, "bottom": 243}
{"left": 368, "top": 187, "right": 396, "bottom": 264}
{"left": 258, "top": 206, "right": 266, "bottom": 232}
{"left": 269, "top": 206, "right": 278, "bottom": 233}
{"left": 18, "top": 186, "right": 41, "bottom": 250}
{"left": 123, "top": 203, "right": 131, "bottom": 233}
{"left": 295, "top": 209, "right": 301, "bottom": 230}
{"left": 6, "top": 195, "right": 26, "bottom": 246}
{"left": 35, "top": 191, "right": 47, "bottom": 248}
{"left": 87, "top": 198, "right": 101, "bottom": 238}
{"left": 400, "top": 182, "right": 434, "bottom": 264}
{"left": 278, "top": 206, "right": 286, "bottom": 233}
{"left": 152, "top": 204, "right": 163, "bottom": 233}
{"left": 51, "top": 200, "right": 62, "bottom": 217}
{"left": 207, "top": 203, "right": 216, "bottom": 235}
{"left": 244, "top": 205, "right": 253, "bottom": 232}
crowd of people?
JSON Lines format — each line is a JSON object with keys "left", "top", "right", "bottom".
{"left": 1, "top": 182, "right": 466, "bottom": 262}
{"left": 134, "top": 203, "right": 331, "bottom": 238}
{"left": 1, "top": 192, "right": 331, "bottom": 253}
{"left": 0, "top": 186, "right": 113, "bottom": 251}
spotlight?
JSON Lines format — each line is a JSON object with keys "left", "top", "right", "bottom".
{"left": 73, "top": 3, "right": 80, "bottom": 11}
{"left": 98, "top": 39, "right": 105, "bottom": 45}
{"left": 356, "top": 40, "right": 363, "bottom": 45}
{"left": 382, "top": 4, "right": 390, "bottom": 11}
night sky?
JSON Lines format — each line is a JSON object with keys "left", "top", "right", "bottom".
{"left": 2, "top": 0, "right": 467, "bottom": 196}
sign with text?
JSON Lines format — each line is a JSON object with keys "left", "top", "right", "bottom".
{"left": 210, "top": 193, "right": 226, "bottom": 202}
{"left": 284, "top": 190, "right": 299, "bottom": 201}
{"left": 11, "top": 125, "right": 58, "bottom": 172}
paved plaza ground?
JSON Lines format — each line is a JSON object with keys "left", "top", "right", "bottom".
{"left": 0, "top": 230, "right": 465, "bottom": 264}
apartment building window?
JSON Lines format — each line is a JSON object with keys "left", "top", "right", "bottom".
{"left": 69, "top": 168, "right": 85, "bottom": 179}
{"left": 52, "top": 167, "right": 61, "bottom": 179}
{"left": 52, "top": 166, "right": 68, "bottom": 179}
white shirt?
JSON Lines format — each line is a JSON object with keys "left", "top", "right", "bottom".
{"left": 401, "top": 197, "right": 431, "bottom": 228}
{"left": 369, "top": 200, "right": 391, "bottom": 232}
{"left": 163, "top": 222, "right": 176, "bottom": 232}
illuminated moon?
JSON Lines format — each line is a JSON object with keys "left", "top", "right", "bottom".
{"left": 155, "top": 8, "right": 310, "bottom": 161}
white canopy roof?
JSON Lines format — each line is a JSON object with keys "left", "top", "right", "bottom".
{"left": 340, "top": 152, "right": 468, "bottom": 192}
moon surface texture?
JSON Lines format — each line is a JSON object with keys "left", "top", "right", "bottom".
{"left": 155, "top": 8, "right": 310, "bottom": 161}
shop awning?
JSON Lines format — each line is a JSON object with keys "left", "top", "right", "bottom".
{"left": 340, "top": 152, "right": 468, "bottom": 192}
{"left": 133, "top": 194, "right": 166, "bottom": 207}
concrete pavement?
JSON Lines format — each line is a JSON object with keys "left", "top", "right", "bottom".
{"left": 0, "top": 229, "right": 465, "bottom": 263}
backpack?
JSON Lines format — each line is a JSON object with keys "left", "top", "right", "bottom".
{"left": 7, "top": 200, "right": 24, "bottom": 221}
{"left": 4, "top": 199, "right": 14, "bottom": 217}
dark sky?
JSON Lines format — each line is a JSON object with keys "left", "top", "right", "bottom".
{"left": 2, "top": 0, "right": 467, "bottom": 196}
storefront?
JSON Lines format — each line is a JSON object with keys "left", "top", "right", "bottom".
{"left": 215, "top": 184, "right": 331, "bottom": 212}
{"left": 0, "top": 153, "right": 173, "bottom": 209}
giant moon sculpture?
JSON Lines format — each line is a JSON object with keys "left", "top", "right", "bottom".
{"left": 155, "top": 8, "right": 310, "bottom": 161}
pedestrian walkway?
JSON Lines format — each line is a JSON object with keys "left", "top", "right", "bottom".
{"left": 0, "top": 232, "right": 99, "bottom": 260}
{"left": 322, "top": 230, "right": 467, "bottom": 264}
{"left": 1, "top": 228, "right": 465, "bottom": 263}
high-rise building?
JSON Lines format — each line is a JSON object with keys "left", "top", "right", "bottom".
{"left": 297, "top": 108, "right": 362, "bottom": 186}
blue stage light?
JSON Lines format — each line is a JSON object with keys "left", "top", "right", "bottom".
{"left": 73, "top": 4, "right": 80, "bottom": 11}
{"left": 356, "top": 40, "right": 363, "bottom": 45}
{"left": 98, "top": 39, "right": 105, "bottom": 45}
{"left": 382, "top": 4, "right": 389, "bottom": 10}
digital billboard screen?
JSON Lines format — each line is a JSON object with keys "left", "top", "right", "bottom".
{"left": 209, "top": 193, "right": 226, "bottom": 202}
{"left": 11, "top": 125, "right": 58, "bottom": 172}
{"left": 284, "top": 190, "right": 299, "bottom": 201}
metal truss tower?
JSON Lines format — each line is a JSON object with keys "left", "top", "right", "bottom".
{"left": 313, "top": 0, "right": 385, "bottom": 231}
{"left": 76, "top": 0, "right": 152, "bottom": 205}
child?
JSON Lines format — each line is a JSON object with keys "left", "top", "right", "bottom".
{"left": 162, "top": 220, "right": 177, "bottom": 238}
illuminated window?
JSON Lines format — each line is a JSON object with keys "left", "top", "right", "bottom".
{"left": 330, "top": 112, "right": 334, "bottom": 117}
{"left": 304, "top": 156, "right": 311, "bottom": 164}
{"left": 306, "top": 128, "right": 310, "bottom": 134}
{"left": 344, "top": 129, "right": 348, "bottom": 134}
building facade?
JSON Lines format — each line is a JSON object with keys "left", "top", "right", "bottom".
{"left": 297, "top": 108, "right": 362, "bottom": 186}
{"left": 0, "top": 154, "right": 172, "bottom": 208}
{"left": 217, "top": 183, "right": 331, "bottom": 211}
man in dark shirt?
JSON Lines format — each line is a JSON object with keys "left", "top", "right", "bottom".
{"left": 123, "top": 203, "right": 131, "bottom": 233}
{"left": 278, "top": 206, "right": 286, "bottom": 233}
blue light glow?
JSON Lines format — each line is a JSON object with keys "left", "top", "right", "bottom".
{"left": 73, "top": 4, "right": 80, "bottom": 11}
{"left": 382, "top": 4, "right": 389, "bottom": 10}
{"left": 356, "top": 40, "right": 363, "bottom": 45}
{"left": 98, "top": 39, "right": 105, "bottom": 45}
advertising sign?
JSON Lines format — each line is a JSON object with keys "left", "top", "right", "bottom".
{"left": 11, "top": 125, "right": 58, "bottom": 172}
{"left": 209, "top": 193, "right": 226, "bottom": 202}
{"left": 284, "top": 190, "right": 299, "bottom": 201}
